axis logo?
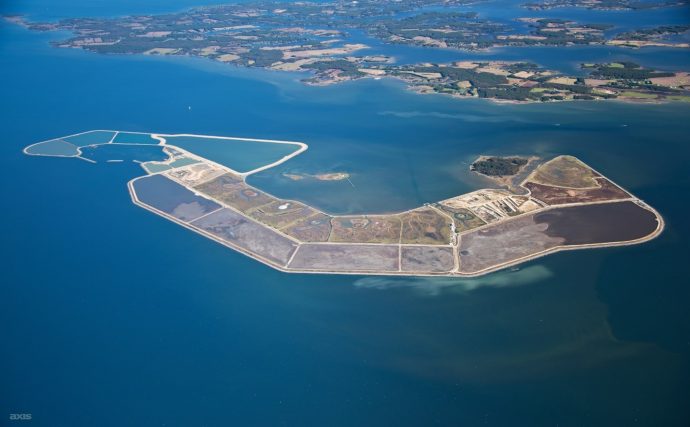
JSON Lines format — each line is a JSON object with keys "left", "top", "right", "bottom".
{"left": 9, "top": 413, "right": 32, "bottom": 421}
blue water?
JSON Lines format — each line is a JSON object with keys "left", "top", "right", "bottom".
{"left": 2, "top": 1, "right": 690, "bottom": 426}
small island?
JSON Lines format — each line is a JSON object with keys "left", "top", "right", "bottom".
{"left": 470, "top": 155, "right": 540, "bottom": 190}
{"left": 471, "top": 156, "right": 529, "bottom": 177}
{"left": 523, "top": 0, "right": 688, "bottom": 11}
{"left": 283, "top": 172, "right": 350, "bottom": 181}
{"left": 23, "top": 130, "right": 664, "bottom": 277}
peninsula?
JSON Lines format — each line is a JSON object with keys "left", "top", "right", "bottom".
{"left": 24, "top": 130, "right": 664, "bottom": 277}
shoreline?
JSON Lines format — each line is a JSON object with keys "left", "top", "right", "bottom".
{"left": 7, "top": 17, "right": 690, "bottom": 106}
{"left": 25, "top": 129, "right": 664, "bottom": 278}
{"left": 128, "top": 171, "right": 665, "bottom": 278}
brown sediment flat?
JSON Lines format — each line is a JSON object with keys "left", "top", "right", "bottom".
{"left": 459, "top": 214, "right": 564, "bottom": 274}
{"left": 525, "top": 178, "right": 629, "bottom": 205}
{"left": 191, "top": 208, "right": 297, "bottom": 266}
{"left": 282, "top": 213, "right": 332, "bottom": 242}
{"left": 400, "top": 208, "right": 452, "bottom": 245}
{"left": 535, "top": 201, "right": 659, "bottom": 245}
{"left": 329, "top": 215, "right": 402, "bottom": 244}
{"left": 288, "top": 244, "right": 399, "bottom": 272}
{"left": 196, "top": 173, "right": 277, "bottom": 212}
{"left": 529, "top": 155, "right": 598, "bottom": 188}
{"left": 459, "top": 201, "right": 659, "bottom": 274}
{"left": 195, "top": 172, "right": 244, "bottom": 192}
{"left": 401, "top": 246, "right": 455, "bottom": 273}
{"left": 224, "top": 187, "right": 277, "bottom": 213}
{"left": 249, "top": 200, "right": 317, "bottom": 229}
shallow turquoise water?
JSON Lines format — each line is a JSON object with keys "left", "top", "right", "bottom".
{"left": 163, "top": 135, "right": 300, "bottom": 173}
{"left": 112, "top": 132, "right": 161, "bottom": 145}
{"left": 79, "top": 144, "right": 167, "bottom": 163}
{"left": 24, "top": 139, "right": 79, "bottom": 156}
{"left": 2, "top": 1, "right": 690, "bottom": 426}
{"left": 62, "top": 130, "right": 116, "bottom": 147}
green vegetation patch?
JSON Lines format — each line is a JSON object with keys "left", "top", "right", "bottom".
{"left": 435, "top": 204, "right": 486, "bottom": 232}
{"left": 584, "top": 62, "right": 674, "bottom": 80}
{"left": 400, "top": 208, "right": 452, "bottom": 245}
{"left": 471, "top": 156, "right": 528, "bottom": 177}
{"left": 329, "top": 215, "right": 402, "bottom": 244}
{"left": 304, "top": 59, "right": 366, "bottom": 77}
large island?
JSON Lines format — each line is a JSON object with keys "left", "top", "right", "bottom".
{"left": 24, "top": 131, "right": 664, "bottom": 276}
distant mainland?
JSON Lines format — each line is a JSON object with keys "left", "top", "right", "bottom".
{"left": 5, "top": 0, "right": 690, "bottom": 104}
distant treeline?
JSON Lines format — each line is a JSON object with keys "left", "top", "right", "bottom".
{"left": 614, "top": 25, "right": 690, "bottom": 40}
{"left": 584, "top": 62, "right": 675, "bottom": 79}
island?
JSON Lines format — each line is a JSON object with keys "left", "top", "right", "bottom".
{"left": 283, "top": 172, "right": 351, "bottom": 182}
{"left": 523, "top": 0, "right": 689, "bottom": 11}
{"left": 471, "top": 156, "right": 529, "bottom": 177}
{"left": 470, "top": 155, "right": 541, "bottom": 191}
{"left": 24, "top": 130, "right": 664, "bottom": 277}
{"left": 5, "top": 0, "right": 690, "bottom": 104}
{"left": 608, "top": 25, "right": 690, "bottom": 49}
